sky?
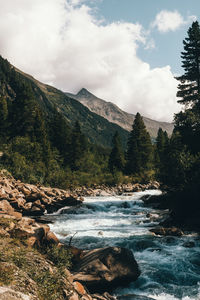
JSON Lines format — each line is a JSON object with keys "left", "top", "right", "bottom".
{"left": 0, "top": 0, "right": 199, "bottom": 122}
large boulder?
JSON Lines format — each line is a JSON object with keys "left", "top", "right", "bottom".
{"left": 72, "top": 247, "right": 140, "bottom": 293}
{"left": 0, "top": 200, "right": 22, "bottom": 219}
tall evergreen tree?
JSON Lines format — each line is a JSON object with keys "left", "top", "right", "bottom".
{"left": 49, "top": 109, "right": 73, "bottom": 167}
{"left": 155, "top": 128, "right": 169, "bottom": 182}
{"left": 126, "top": 113, "right": 153, "bottom": 175}
{"left": 70, "top": 121, "right": 87, "bottom": 170}
{"left": 108, "top": 131, "right": 125, "bottom": 173}
{"left": 176, "top": 21, "right": 200, "bottom": 106}
{"left": 175, "top": 21, "right": 200, "bottom": 154}
{"left": 165, "top": 21, "right": 200, "bottom": 189}
{"left": 0, "top": 97, "right": 8, "bottom": 141}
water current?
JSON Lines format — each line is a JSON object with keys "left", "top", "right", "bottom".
{"left": 49, "top": 190, "right": 200, "bottom": 300}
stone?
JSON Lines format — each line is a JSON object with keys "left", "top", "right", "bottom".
{"left": 0, "top": 200, "right": 14, "bottom": 214}
{"left": 33, "top": 200, "right": 42, "bottom": 207}
{"left": 23, "top": 202, "right": 32, "bottom": 210}
{"left": 72, "top": 247, "right": 140, "bottom": 293}
{"left": 40, "top": 197, "right": 52, "bottom": 205}
{"left": 99, "top": 191, "right": 111, "bottom": 197}
{"left": 150, "top": 227, "right": 183, "bottom": 237}
{"left": 27, "top": 236, "right": 38, "bottom": 247}
{"left": 21, "top": 187, "right": 31, "bottom": 196}
{"left": 69, "top": 292, "right": 79, "bottom": 300}
{"left": 0, "top": 200, "right": 22, "bottom": 219}
{"left": 46, "top": 231, "right": 59, "bottom": 245}
{"left": 64, "top": 268, "right": 74, "bottom": 284}
{"left": 30, "top": 206, "right": 43, "bottom": 216}
{"left": 81, "top": 296, "right": 92, "bottom": 300}
{"left": 0, "top": 228, "right": 10, "bottom": 237}
{"left": 73, "top": 281, "right": 86, "bottom": 296}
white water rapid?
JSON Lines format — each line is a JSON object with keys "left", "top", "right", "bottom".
{"left": 49, "top": 190, "right": 200, "bottom": 300}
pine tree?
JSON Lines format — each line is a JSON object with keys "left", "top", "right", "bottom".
{"left": 164, "top": 131, "right": 195, "bottom": 187}
{"left": 175, "top": 21, "right": 200, "bottom": 154}
{"left": 176, "top": 21, "right": 200, "bottom": 106}
{"left": 108, "top": 131, "right": 125, "bottom": 173}
{"left": 126, "top": 113, "right": 153, "bottom": 175}
{"left": 70, "top": 121, "right": 87, "bottom": 170}
{"left": 163, "top": 22, "right": 200, "bottom": 188}
{"left": 155, "top": 128, "right": 169, "bottom": 181}
{"left": 0, "top": 97, "right": 8, "bottom": 141}
{"left": 50, "top": 110, "right": 72, "bottom": 165}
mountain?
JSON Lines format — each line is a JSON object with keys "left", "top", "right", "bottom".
{"left": 66, "top": 88, "right": 174, "bottom": 138}
{"left": 0, "top": 56, "right": 129, "bottom": 148}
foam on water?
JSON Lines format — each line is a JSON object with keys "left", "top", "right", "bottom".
{"left": 49, "top": 190, "right": 200, "bottom": 299}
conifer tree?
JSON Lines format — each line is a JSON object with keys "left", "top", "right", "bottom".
{"left": 155, "top": 128, "right": 169, "bottom": 181}
{"left": 126, "top": 113, "right": 153, "bottom": 175}
{"left": 70, "top": 121, "right": 87, "bottom": 170}
{"left": 175, "top": 21, "right": 200, "bottom": 154}
{"left": 0, "top": 97, "right": 8, "bottom": 141}
{"left": 50, "top": 110, "right": 71, "bottom": 164}
{"left": 164, "top": 21, "right": 200, "bottom": 188}
{"left": 108, "top": 131, "right": 125, "bottom": 173}
{"left": 176, "top": 21, "right": 200, "bottom": 106}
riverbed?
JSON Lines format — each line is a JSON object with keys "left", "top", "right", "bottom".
{"left": 49, "top": 190, "right": 200, "bottom": 300}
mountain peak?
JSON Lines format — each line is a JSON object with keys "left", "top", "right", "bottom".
{"left": 77, "top": 88, "right": 95, "bottom": 98}
{"left": 69, "top": 88, "right": 174, "bottom": 138}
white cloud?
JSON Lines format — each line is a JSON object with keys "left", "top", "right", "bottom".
{"left": 152, "top": 10, "right": 197, "bottom": 33}
{"left": 0, "top": 0, "right": 180, "bottom": 122}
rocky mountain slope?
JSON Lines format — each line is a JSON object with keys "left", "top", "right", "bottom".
{"left": 13, "top": 65, "right": 129, "bottom": 148}
{"left": 66, "top": 88, "right": 174, "bottom": 138}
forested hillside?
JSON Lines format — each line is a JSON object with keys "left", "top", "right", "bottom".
{"left": 15, "top": 67, "right": 129, "bottom": 148}
{"left": 0, "top": 56, "right": 113, "bottom": 187}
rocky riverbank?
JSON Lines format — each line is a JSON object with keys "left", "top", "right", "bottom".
{"left": 73, "top": 181, "right": 160, "bottom": 197}
{"left": 0, "top": 170, "right": 83, "bottom": 217}
{"left": 0, "top": 171, "right": 142, "bottom": 300}
{"left": 0, "top": 212, "right": 140, "bottom": 300}
{"left": 0, "top": 170, "right": 160, "bottom": 217}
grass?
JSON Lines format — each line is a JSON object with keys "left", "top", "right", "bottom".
{"left": 0, "top": 233, "right": 73, "bottom": 300}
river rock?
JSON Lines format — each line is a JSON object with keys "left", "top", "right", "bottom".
{"left": 0, "top": 200, "right": 22, "bottom": 219}
{"left": 150, "top": 227, "right": 183, "bottom": 236}
{"left": 0, "top": 214, "right": 59, "bottom": 249}
{"left": 72, "top": 247, "right": 140, "bottom": 293}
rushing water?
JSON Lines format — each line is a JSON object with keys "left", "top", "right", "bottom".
{"left": 49, "top": 190, "right": 200, "bottom": 300}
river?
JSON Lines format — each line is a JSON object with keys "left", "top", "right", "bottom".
{"left": 49, "top": 190, "right": 200, "bottom": 300}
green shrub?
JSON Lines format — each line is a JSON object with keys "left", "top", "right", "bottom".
{"left": 32, "top": 270, "right": 65, "bottom": 300}
{"left": 45, "top": 245, "right": 72, "bottom": 269}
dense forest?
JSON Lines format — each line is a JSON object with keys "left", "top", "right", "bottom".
{"left": 0, "top": 21, "right": 200, "bottom": 208}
